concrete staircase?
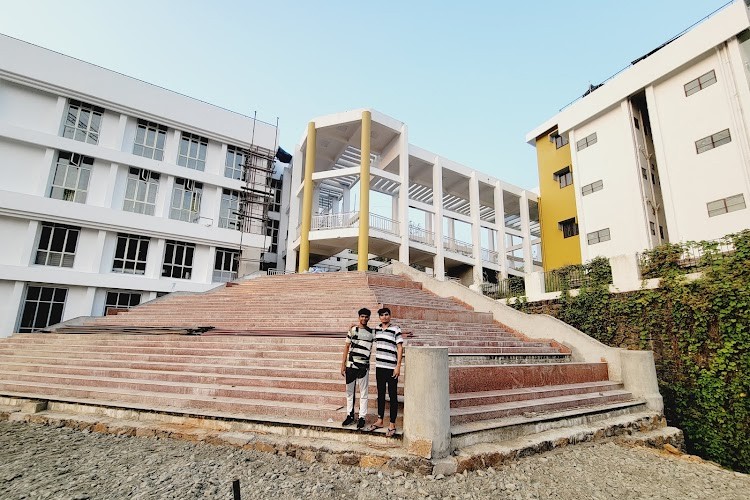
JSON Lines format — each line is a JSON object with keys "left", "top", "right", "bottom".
{"left": 0, "top": 272, "right": 646, "bottom": 444}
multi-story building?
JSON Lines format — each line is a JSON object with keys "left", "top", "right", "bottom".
{"left": 0, "top": 35, "right": 280, "bottom": 337}
{"left": 285, "top": 109, "right": 542, "bottom": 285}
{"left": 527, "top": 0, "right": 750, "bottom": 268}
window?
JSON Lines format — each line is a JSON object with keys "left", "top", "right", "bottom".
{"left": 550, "top": 131, "right": 569, "bottom": 149}
{"left": 651, "top": 167, "right": 658, "bottom": 186}
{"left": 269, "top": 177, "right": 282, "bottom": 213}
{"left": 162, "top": 240, "right": 195, "bottom": 279}
{"left": 576, "top": 133, "right": 597, "bottom": 151}
{"left": 104, "top": 291, "right": 141, "bottom": 315}
{"left": 49, "top": 151, "right": 93, "bottom": 203}
{"left": 650, "top": 222, "right": 656, "bottom": 235}
{"left": 707, "top": 194, "right": 746, "bottom": 217}
{"left": 177, "top": 132, "right": 208, "bottom": 171}
{"left": 219, "top": 189, "right": 241, "bottom": 230}
{"left": 35, "top": 222, "right": 79, "bottom": 267}
{"left": 587, "top": 228, "right": 611, "bottom": 245}
{"left": 112, "top": 234, "right": 149, "bottom": 274}
{"left": 581, "top": 179, "right": 604, "bottom": 196}
{"left": 170, "top": 178, "right": 202, "bottom": 222}
{"left": 266, "top": 219, "right": 280, "bottom": 253}
{"left": 213, "top": 248, "right": 239, "bottom": 282}
{"left": 225, "top": 146, "right": 247, "bottom": 180}
{"left": 659, "top": 226, "right": 665, "bottom": 239}
{"left": 696, "top": 129, "right": 731, "bottom": 154}
{"left": 62, "top": 99, "right": 103, "bottom": 144}
{"left": 641, "top": 167, "right": 648, "bottom": 180}
{"left": 18, "top": 285, "right": 67, "bottom": 333}
{"left": 558, "top": 218, "right": 579, "bottom": 239}
{"left": 634, "top": 117, "right": 640, "bottom": 130}
{"left": 553, "top": 167, "right": 573, "bottom": 188}
{"left": 123, "top": 167, "right": 160, "bottom": 215}
{"left": 133, "top": 119, "right": 167, "bottom": 160}
{"left": 684, "top": 70, "right": 717, "bottom": 97}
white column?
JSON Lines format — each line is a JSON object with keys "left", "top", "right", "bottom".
{"left": 285, "top": 144, "right": 303, "bottom": 273}
{"left": 0, "top": 282, "right": 26, "bottom": 338}
{"left": 147, "top": 238, "right": 166, "bottom": 279}
{"left": 116, "top": 114, "right": 129, "bottom": 150}
{"left": 37, "top": 148, "right": 56, "bottom": 195}
{"left": 104, "top": 163, "right": 119, "bottom": 209}
{"left": 159, "top": 176, "right": 174, "bottom": 219}
{"left": 90, "top": 230, "right": 107, "bottom": 273}
{"left": 398, "top": 124, "right": 410, "bottom": 264}
{"left": 432, "top": 158, "right": 445, "bottom": 280}
{"left": 342, "top": 187, "right": 351, "bottom": 214}
{"left": 312, "top": 183, "right": 321, "bottom": 215}
{"left": 520, "top": 191, "right": 533, "bottom": 274}
{"left": 469, "top": 173, "right": 482, "bottom": 285}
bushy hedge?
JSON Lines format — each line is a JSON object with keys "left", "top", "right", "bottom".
{"left": 513, "top": 231, "right": 750, "bottom": 472}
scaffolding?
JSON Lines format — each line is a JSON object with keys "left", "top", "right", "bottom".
{"left": 235, "top": 115, "right": 279, "bottom": 276}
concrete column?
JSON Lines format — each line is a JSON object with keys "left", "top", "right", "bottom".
{"left": 519, "top": 191, "right": 533, "bottom": 274}
{"left": 398, "top": 124, "right": 410, "bottom": 264}
{"left": 610, "top": 253, "right": 642, "bottom": 292}
{"left": 469, "top": 173, "right": 482, "bottom": 286}
{"left": 285, "top": 145, "right": 303, "bottom": 272}
{"left": 524, "top": 271, "right": 545, "bottom": 300}
{"left": 298, "top": 122, "right": 316, "bottom": 273}
{"left": 432, "top": 158, "right": 445, "bottom": 280}
{"left": 0, "top": 282, "right": 25, "bottom": 338}
{"left": 342, "top": 187, "right": 351, "bottom": 214}
{"left": 312, "top": 183, "right": 321, "bottom": 215}
{"left": 159, "top": 176, "right": 174, "bottom": 219}
{"left": 403, "top": 347, "right": 452, "bottom": 459}
{"left": 620, "top": 350, "right": 664, "bottom": 412}
{"left": 147, "top": 238, "right": 166, "bottom": 279}
{"left": 37, "top": 148, "right": 56, "bottom": 195}
{"left": 358, "top": 111, "right": 372, "bottom": 271}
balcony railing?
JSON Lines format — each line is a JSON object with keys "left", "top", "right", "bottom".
{"left": 481, "top": 248, "right": 499, "bottom": 264}
{"left": 369, "top": 213, "right": 399, "bottom": 235}
{"left": 408, "top": 225, "right": 436, "bottom": 246}
{"left": 443, "top": 236, "right": 473, "bottom": 257}
{"left": 311, "top": 211, "right": 359, "bottom": 230}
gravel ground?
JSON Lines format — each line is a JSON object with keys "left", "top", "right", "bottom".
{"left": 0, "top": 421, "right": 747, "bottom": 500}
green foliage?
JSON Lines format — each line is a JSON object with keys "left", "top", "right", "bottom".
{"left": 532, "top": 231, "right": 750, "bottom": 472}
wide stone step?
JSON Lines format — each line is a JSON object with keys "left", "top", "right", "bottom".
{"left": 449, "top": 381, "right": 624, "bottom": 408}
{"left": 0, "top": 362, "right": 405, "bottom": 394}
{"left": 448, "top": 353, "right": 572, "bottom": 365}
{"left": 449, "top": 390, "right": 637, "bottom": 425}
{"left": 0, "top": 371, "right": 404, "bottom": 408}
{"left": 0, "top": 382, "right": 401, "bottom": 425}
{"left": 449, "top": 363, "right": 610, "bottom": 393}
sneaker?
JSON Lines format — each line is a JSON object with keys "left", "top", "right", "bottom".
{"left": 357, "top": 417, "right": 366, "bottom": 429}
{"left": 342, "top": 414, "right": 355, "bottom": 427}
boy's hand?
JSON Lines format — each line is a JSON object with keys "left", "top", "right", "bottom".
{"left": 341, "top": 365, "right": 346, "bottom": 377}
{"left": 392, "top": 366, "right": 400, "bottom": 378}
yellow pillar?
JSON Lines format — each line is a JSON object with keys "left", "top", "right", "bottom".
{"left": 298, "top": 122, "right": 316, "bottom": 273}
{"left": 357, "top": 111, "right": 371, "bottom": 271}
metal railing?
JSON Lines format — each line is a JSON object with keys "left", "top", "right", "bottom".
{"left": 638, "top": 238, "right": 735, "bottom": 279}
{"left": 543, "top": 261, "right": 612, "bottom": 293}
{"left": 443, "top": 236, "right": 473, "bottom": 257}
{"left": 481, "top": 248, "right": 499, "bottom": 264}
{"left": 408, "top": 225, "right": 436, "bottom": 246}
{"left": 310, "top": 211, "right": 359, "bottom": 231}
{"left": 267, "top": 269, "right": 295, "bottom": 276}
{"left": 481, "top": 277, "right": 526, "bottom": 300}
{"left": 369, "top": 213, "right": 399, "bottom": 235}
{"left": 212, "top": 270, "right": 237, "bottom": 282}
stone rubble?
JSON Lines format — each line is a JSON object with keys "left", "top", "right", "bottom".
{"left": 1, "top": 421, "right": 748, "bottom": 499}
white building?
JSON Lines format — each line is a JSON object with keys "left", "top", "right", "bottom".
{"left": 285, "top": 109, "right": 542, "bottom": 285}
{"left": 0, "top": 35, "right": 279, "bottom": 337}
{"left": 526, "top": 0, "right": 750, "bottom": 262}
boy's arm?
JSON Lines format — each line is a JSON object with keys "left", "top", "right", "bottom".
{"left": 393, "top": 342, "right": 403, "bottom": 378}
{"left": 341, "top": 329, "right": 352, "bottom": 376}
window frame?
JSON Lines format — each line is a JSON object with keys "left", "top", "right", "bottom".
{"left": 133, "top": 119, "right": 167, "bottom": 161}
{"left": 581, "top": 179, "right": 604, "bottom": 196}
{"left": 34, "top": 222, "right": 80, "bottom": 268}
{"left": 177, "top": 132, "right": 208, "bottom": 171}
{"left": 17, "top": 285, "right": 68, "bottom": 333}
{"left": 103, "top": 290, "right": 141, "bottom": 315}
{"left": 213, "top": 247, "right": 239, "bottom": 283}
{"left": 62, "top": 99, "right": 104, "bottom": 144}
{"left": 576, "top": 133, "right": 598, "bottom": 152}
{"left": 219, "top": 188, "right": 242, "bottom": 230}
{"left": 112, "top": 233, "right": 150, "bottom": 275}
{"left": 707, "top": 194, "right": 746, "bottom": 217}
{"left": 558, "top": 218, "right": 579, "bottom": 239}
{"left": 587, "top": 228, "right": 611, "bottom": 245}
{"left": 695, "top": 129, "right": 731, "bottom": 154}
{"left": 684, "top": 70, "right": 717, "bottom": 97}
{"left": 49, "top": 151, "right": 93, "bottom": 204}
{"left": 553, "top": 167, "right": 573, "bottom": 189}
{"left": 170, "top": 178, "right": 203, "bottom": 223}
{"left": 225, "top": 146, "right": 247, "bottom": 180}
{"left": 123, "top": 167, "right": 160, "bottom": 216}
{"left": 162, "top": 240, "right": 195, "bottom": 279}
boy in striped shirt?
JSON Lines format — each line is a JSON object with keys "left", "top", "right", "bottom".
{"left": 367, "top": 307, "right": 403, "bottom": 437}
{"left": 340, "top": 308, "right": 374, "bottom": 429}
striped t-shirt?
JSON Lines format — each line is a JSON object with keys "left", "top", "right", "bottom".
{"left": 346, "top": 326, "right": 374, "bottom": 370}
{"left": 374, "top": 323, "right": 403, "bottom": 370}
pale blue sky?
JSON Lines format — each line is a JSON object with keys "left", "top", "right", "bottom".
{"left": 0, "top": 0, "right": 731, "bottom": 189}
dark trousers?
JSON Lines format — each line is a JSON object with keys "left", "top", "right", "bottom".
{"left": 376, "top": 367, "right": 399, "bottom": 424}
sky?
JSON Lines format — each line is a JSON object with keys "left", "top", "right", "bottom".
{"left": 0, "top": 0, "right": 733, "bottom": 190}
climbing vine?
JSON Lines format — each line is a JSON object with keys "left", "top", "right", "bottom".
{"left": 513, "top": 230, "right": 750, "bottom": 472}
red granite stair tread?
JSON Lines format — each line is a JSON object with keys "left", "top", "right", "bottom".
{"left": 450, "top": 381, "right": 623, "bottom": 401}
{"left": 450, "top": 399, "right": 647, "bottom": 436}
{"left": 450, "top": 390, "right": 635, "bottom": 417}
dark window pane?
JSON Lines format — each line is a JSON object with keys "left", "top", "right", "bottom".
{"left": 34, "top": 303, "right": 51, "bottom": 328}
{"left": 40, "top": 287, "right": 54, "bottom": 301}
{"left": 65, "top": 230, "right": 79, "bottom": 253}
{"left": 50, "top": 303, "right": 64, "bottom": 325}
{"left": 54, "top": 288, "right": 67, "bottom": 302}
